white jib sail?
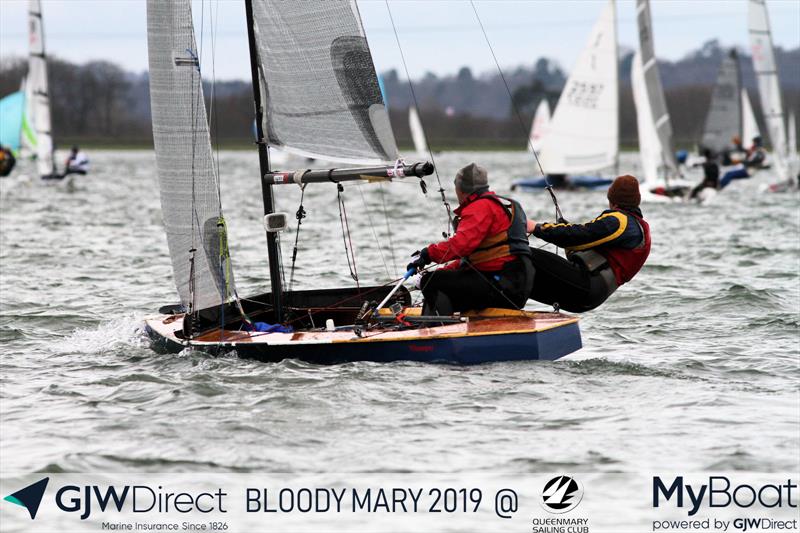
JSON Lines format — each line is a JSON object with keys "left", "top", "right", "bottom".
{"left": 632, "top": 50, "right": 661, "bottom": 187}
{"left": 28, "top": 0, "right": 54, "bottom": 177}
{"left": 748, "top": 0, "right": 788, "bottom": 181}
{"left": 635, "top": 0, "right": 679, "bottom": 178}
{"left": 741, "top": 89, "right": 761, "bottom": 147}
{"left": 146, "top": 0, "right": 238, "bottom": 312}
{"left": 408, "top": 106, "right": 429, "bottom": 155}
{"left": 539, "top": 0, "right": 618, "bottom": 175}
{"left": 528, "top": 99, "right": 550, "bottom": 153}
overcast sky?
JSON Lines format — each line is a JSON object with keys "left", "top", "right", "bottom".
{"left": 1, "top": 0, "right": 798, "bottom": 80}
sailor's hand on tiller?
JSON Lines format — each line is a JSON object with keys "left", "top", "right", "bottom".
{"left": 407, "top": 248, "right": 430, "bottom": 273}
{"left": 526, "top": 219, "right": 537, "bottom": 234}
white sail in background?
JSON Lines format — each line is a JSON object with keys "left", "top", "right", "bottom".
{"left": 789, "top": 111, "right": 797, "bottom": 160}
{"left": 251, "top": 1, "right": 399, "bottom": 164}
{"left": 748, "top": 0, "right": 788, "bottom": 181}
{"left": 146, "top": 0, "right": 237, "bottom": 312}
{"left": 408, "top": 106, "right": 429, "bottom": 155}
{"left": 28, "top": 0, "right": 54, "bottom": 177}
{"left": 635, "top": 0, "right": 679, "bottom": 178}
{"left": 540, "top": 0, "right": 618, "bottom": 174}
{"left": 741, "top": 89, "right": 760, "bottom": 147}
{"left": 632, "top": 50, "right": 661, "bottom": 186}
{"left": 528, "top": 99, "right": 550, "bottom": 153}
{"left": 701, "top": 50, "right": 741, "bottom": 154}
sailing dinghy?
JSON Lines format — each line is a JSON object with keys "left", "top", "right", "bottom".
{"left": 527, "top": 99, "right": 550, "bottom": 155}
{"left": 700, "top": 49, "right": 742, "bottom": 158}
{"left": 143, "top": 0, "right": 581, "bottom": 364}
{"left": 408, "top": 106, "right": 430, "bottom": 156}
{"left": 632, "top": 0, "right": 694, "bottom": 200}
{"left": 512, "top": 0, "right": 617, "bottom": 192}
{"left": 748, "top": 0, "right": 796, "bottom": 191}
{"left": 27, "top": 0, "right": 62, "bottom": 181}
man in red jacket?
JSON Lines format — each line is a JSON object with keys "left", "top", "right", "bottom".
{"left": 527, "top": 174, "right": 651, "bottom": 312}
{"left": 407, "top": 163, "right": 533, "bottom": 316}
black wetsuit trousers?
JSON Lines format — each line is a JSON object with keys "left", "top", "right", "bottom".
{"left": 420, "top": 256, "right": 533, "bottom": 316}
{"left": 528, "top": 248, "right": 615, "bottom": 313}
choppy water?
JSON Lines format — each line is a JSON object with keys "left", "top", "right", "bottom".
{"left": 1, "top": 150, "right": 798, "bottom": 479}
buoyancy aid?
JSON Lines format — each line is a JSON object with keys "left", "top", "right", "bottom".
{"left": 601, "top": 212, "right": 651, "bottom": 285}
{"left": 467, "top": 193, "right": 532, "bottom": 267}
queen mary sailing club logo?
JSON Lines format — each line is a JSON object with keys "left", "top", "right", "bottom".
{"left": 540, "top": 475, "right": 584, "bottom": 513}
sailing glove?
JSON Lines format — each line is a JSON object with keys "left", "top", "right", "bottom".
{"left": 407, "top": 248, "right": 430, "bottom": 273}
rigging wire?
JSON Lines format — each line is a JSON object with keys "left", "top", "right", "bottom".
{"left": 337, "top": 184, "right": 360, "bottom": 289}
{"left": 377, "top": 183, "right": 398, "bottom": 273}
{"left": 468, "top": 0, "right": 565, "bottom": 225}
{"left": 288, "top": 184, "right": 307, "bottom": 292}
{"left": 384, "top": 0, "right": 453, "bottom": 238}
{"left": 356, "top": 183, "right": 393, "bottom": 281}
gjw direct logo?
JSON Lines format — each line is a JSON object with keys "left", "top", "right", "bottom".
{"left": 4, "top": 477, "right": 49, "bottom": 519}
{"left": 540, "top": 475, "right": 584, "bottom": 514}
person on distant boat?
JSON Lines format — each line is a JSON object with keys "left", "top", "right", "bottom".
{"left": 0, "top": 144, "right": 16, "bottom": 177}
{"left": 719, "top": 136, "right": 746, "bottom": 166}
{"left": 689, "top": 148, "right": 720, "bottom": 199}
{"left": 525, "top": 175, "right": 650, "bottom": 312}
{"left": 719, "top": 136, "right": 766, "bottom": 189}
{"left": 406, "top": 163, "right": 533, "bottom": 316}
{"left": 63, "top": 145, "right": 89, "bottom": 176}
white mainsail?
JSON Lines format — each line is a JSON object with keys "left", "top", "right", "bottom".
{"left": 748, "top": 0, "right": 788, "bottom": 181}
{"left": 632, "top": 50, "right": 661, "bottom": 186}
{"left": 528, "top": 99, "right": 550, "bottom": 153}
{"left": 251, "top": 0, "right": 399, "bottom": 164}
{"left": 28, "top": 0, "right": 54, "bottom": 177}
{"left": 635, "top": 0, "right": 679, "bottom": 178}
{"left": 146, "top": 0, "right": 237, "bottom": 312}
{"left": 741, "top": 89, "right": 760, "bottom": 147}
{"left": 700, "top": 50, "right": 741, "bottom": 154}
{"left": 408, "top": 106, "right": 429, "bottom": 155}
{"left": 540, "top": 0, "right": 618, "bottom": 174}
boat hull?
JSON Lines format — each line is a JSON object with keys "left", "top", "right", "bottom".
{"left": 144, "top": 309, "right": 582, "bottom": 365}
{"left": 511, "top": 175, "right": 613, "bottom": 191}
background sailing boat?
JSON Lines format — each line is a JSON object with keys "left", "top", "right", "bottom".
{"left": 408, "top": 105, "right": 429, "bottom": 156}
{"left": 27, "top": 0, "right": 57, "bottom": 180}
{"left": 748, "top": 0, "right": 794, "bottom": 189}
{"left": 512, "top": 0, "right": 617, "bottom": 191}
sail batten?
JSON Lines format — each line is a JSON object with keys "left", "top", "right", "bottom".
{"left": 250, "top": 0, "right": 398, "bottom": 164}
{"left": 539, "top": 0, "right": 618, "bottom": 175}
{"left": 146, "top": 0, "right": 237, "bottom": 312}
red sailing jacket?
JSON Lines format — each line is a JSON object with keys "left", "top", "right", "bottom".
{"left": 602, "top": 212, "right": 651, "bottom": 285}
{"left": 426, "top": 191, "right": 520, "bottom": 272}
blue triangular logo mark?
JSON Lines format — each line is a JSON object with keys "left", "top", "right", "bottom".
{"left": 4, "top": 477, "right": 49, "bottom": 519}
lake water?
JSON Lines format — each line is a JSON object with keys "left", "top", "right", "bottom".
{"left": 0, "top": 150, "right": 797, "bottom": 529}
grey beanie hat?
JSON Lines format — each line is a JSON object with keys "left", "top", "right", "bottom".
{"left": 454, "top": 163, "right": 488, "bottom": 193}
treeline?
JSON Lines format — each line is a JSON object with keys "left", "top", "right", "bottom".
{"left": 1, "top": 42, "right": 798, "bottom": 150}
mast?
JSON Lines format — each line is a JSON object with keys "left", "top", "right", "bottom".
{"left": 244, "top": 0, "right": 284, "bottom": 323}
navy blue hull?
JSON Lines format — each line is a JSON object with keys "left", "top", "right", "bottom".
{"left": 512, "top": 176, "right": 613, "bottom": 191}
{"left": 146, "top": 322, "right": 582, "bottom": 365}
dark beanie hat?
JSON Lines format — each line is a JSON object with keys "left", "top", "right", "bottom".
{"left": 454, "top": 163, "right": 488, "bottom": 193}
{"left": 607, "top": 174, "right": 641, "bottom": 207}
